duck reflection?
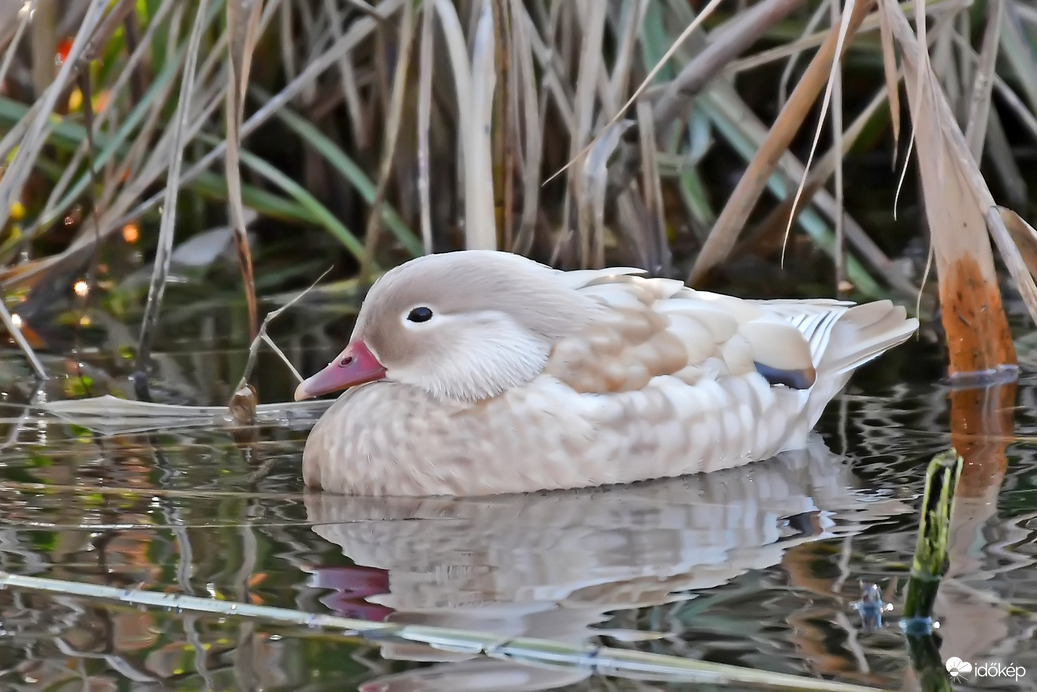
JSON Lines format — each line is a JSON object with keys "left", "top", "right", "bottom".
{"left": 303, "top": 437, "right": 910, "bottom": 690}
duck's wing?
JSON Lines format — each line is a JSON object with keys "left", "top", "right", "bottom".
{"left": 751, "top": 296, "right": 918, "bottom": 426}
{"left": 541, "top": 275, "right": 821, "bottom": 394}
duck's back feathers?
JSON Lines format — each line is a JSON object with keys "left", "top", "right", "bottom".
{"left": 542, "top": 273, "right": 915, "bottom": 444}
{"left": 543, "top": 275, "right": 839, "bottom": 398}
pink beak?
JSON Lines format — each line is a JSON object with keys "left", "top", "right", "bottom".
{"left": 294, "top": 340, "right": 387, "bottom": 401}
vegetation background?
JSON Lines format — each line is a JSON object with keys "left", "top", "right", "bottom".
{"left": 1, "top": 0, "right": 1036, "bottom": 393}
{"left": 0, "top": 4, "right": 1033, "bottom": 689}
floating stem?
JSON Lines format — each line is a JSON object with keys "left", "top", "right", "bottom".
{"left": 0, "top": 570, "right": 889, "bottom": 692}
{"left": 901, "top": 449, "right": 964, "bottom": 692}
{"left": 903, "top": 449, "right": 963, "bottom": 623}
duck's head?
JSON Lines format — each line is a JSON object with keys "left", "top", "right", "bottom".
{"left": 294, "top": 251, "right": 606, "bottom": 403}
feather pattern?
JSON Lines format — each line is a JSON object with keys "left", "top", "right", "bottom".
{"left": 297, "top": 251, "right": 918, "bottom": 496}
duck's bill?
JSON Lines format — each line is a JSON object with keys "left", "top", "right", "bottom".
{"left": 294, "top": 341, "right": 387, "bottom": 400}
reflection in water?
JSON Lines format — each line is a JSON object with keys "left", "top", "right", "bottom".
{"left": 304, "top": 437, "right": 910, "bottom": 690}
{"left": 2, "top": 339, "right": 1037, "bottom": 689}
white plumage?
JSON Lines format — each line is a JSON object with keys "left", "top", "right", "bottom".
{"left": 295, "top": 250, "right": 918, "bottom": 496}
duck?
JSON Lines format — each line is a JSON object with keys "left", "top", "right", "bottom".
{"left": 294, "top": 250, "right": 918, "bottom": 496}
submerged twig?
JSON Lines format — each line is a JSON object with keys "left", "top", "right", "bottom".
{"left": 227, "top": 266, "right": 332, "bottom": 424}
{"left": 233, "top": 266, "right": 332, "bottom": 394}
{"left": 0, "top": 570, "right": 889, "bottom": 692}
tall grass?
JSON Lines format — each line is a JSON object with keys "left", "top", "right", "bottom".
{"left": 1, "top": 0, "right": 1036, "bottom": 375}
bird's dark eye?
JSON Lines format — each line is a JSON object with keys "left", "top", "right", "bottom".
{"left": 407, "top": 306, "right": 433, "bottom": 323}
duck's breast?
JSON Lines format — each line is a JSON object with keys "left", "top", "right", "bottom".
{"left": 303, "top": 372, "right": 810, "bottom": 496}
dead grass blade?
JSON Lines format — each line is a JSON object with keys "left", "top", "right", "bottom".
{"left": 654, "top": 0, "right": 807, "bottom": 128}
{"left": 778, "top": 1, "right": 829, "bottom": 110}
{"left": 360, "top": 0, "right": 416, "bottom": 276}
{"left": 828, "top": 0, "right": 847, "bottom": 291}
{"left": 7, "top": 0, "right": 406, "bottom": 289}
{"left": 581, "top": 120, "right": 632, "bottom": 270}
{"left": 736, "top": 84, "right": 917, "bottom": 298}
{"left": 0, "top": 1, "right": 30, "bottom": 50}
{"left": 637, "top": 100, "right": 669, "bottom": 273}
{"left": 226, "top": 0, "right": 266, "bottom": 341}
{"left": 689, "top": 0, "right": 875, "bottom": 284}
{"left": 42, "top": 0, "right": 180, "bottom": 225}
{"left": 722, "top": 0, "right": 968, "bottom": 76}
{"left": 545, "top": 0, "right": 726, "bottom": 185}
{"left": 881, "top": 0, "right": 1029, "bottom": 374}
{"left": 466, "top": 0, "right": 499, "bottom": 249}
{"left": 700, "top": 82, "right": 886, "bottom": 297}
{"left": 571, "top": 1, "right": 608, "bottom": 266}
{"left": 507, "top": 0, "right": 541, "bottom": 256}
{"left": 995, "top": 206, "right": 1037, "bottom": 282}
{"left": 780, "top": 0, "right": 858, "bottom": 272}
{"left": 134, "top": 0, "right": 212, "bottom": 400}
{"left": 495, "top": 0, "right": 515, "bottom": 251}
{"left": 963, "top": 0, "right": 1003, "bottom": 159}
{"left": 29, "top": 0, "right": 58, "bottom": 94}
{"left": 606, "top": 1, "right": 646, "bottom": 119}
{"left": 324, "top": 0, "right": 370, "bottom": 150}
{"left": 0, "top": 0, "right": 109, "bottom": 232}
{"left": 0, "top": 1, "right": 32, "bottom": 97}
{"left": 876, "top": 0, "right": 902, "bottom": 163}
{"left": 416, "top": 0, "right": 435, "bottom": 254}
{"left": 434, "top": 1, "right": 478, "bottom": 247}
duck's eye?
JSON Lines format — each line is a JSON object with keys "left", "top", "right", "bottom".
{"left": 407, "top": 306, "right": 434, "bottom": 323}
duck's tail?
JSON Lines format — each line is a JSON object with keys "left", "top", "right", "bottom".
{"left": 762, "top": 299, "right": 918, "bottom": 428}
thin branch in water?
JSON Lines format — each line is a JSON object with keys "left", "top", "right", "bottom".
{"left": 0, "top": 570, "right": 887, "bottom": 692}
{"left": 229, "top": 266, "right": 334, "bottom": 424}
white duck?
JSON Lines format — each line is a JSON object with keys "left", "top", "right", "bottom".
{"left": 294, "top": 250, "right": 917, "bottom": 496}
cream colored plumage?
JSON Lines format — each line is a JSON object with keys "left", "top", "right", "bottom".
{"left": 295, "top": 250, "right": 918, "bottom": 496}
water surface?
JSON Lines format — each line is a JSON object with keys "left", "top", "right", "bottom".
{"left": 0, "top": 316, "right": 1034, "bottom": 691}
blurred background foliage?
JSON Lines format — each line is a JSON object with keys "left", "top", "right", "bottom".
{"left": 0, "top": 0, "right": 1036, "bottom": 378}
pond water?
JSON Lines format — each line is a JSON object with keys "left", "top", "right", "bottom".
{"left": 0, "top": 302, "right": 1034, "bottom": 691}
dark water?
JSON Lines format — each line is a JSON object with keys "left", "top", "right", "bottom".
{"left": 0, "top": 305, "right": 1035, "bottom": 691}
